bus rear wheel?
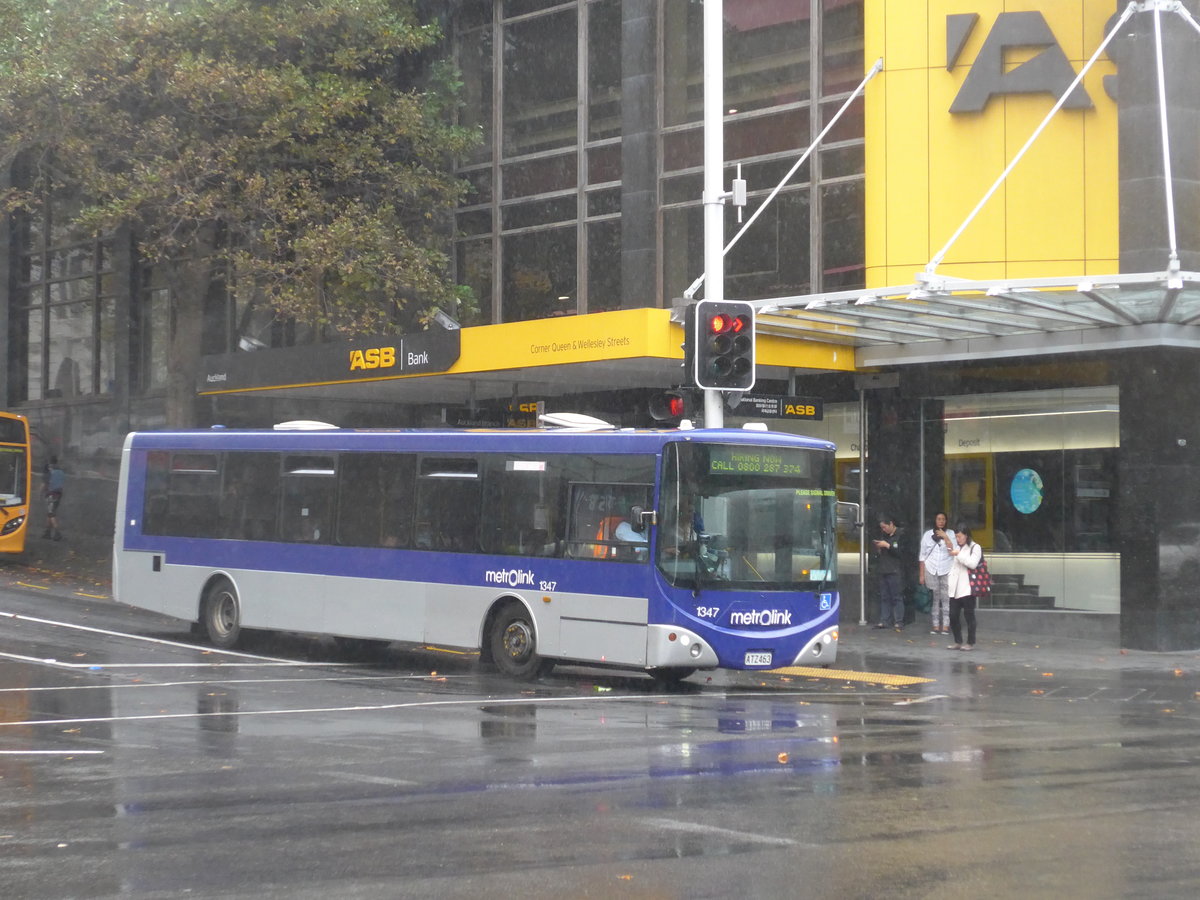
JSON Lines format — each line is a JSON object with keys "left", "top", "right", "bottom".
{"left": 490, "top": 604, "right": 553, "bottom": 680}
{"left": 201, "top": 578, "right": 242, "bottom": 650}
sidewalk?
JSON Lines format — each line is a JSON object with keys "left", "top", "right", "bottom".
{"left": 1, "top": 530, "right": 113, "bottom": 596}
{"left": 837, "top": 620, "right": 1200, "bottom": 675}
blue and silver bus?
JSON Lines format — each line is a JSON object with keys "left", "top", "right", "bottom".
{"left": 113, "top": 421, "right": 841, "bottom": 680}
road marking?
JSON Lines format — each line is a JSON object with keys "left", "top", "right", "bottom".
{"left": 0, "top": 651, "right": 349, "bottom": 670}
{"left": 326, "top": 772, "right": 419, "bottom": 787}
{"left": 0, "top": 692, "right": 657, "bottom": 728}
{"left": 0, "top": 749, "right": 104, "bottom": 756}
{"left": 770, "top": 665, "right": 935, "bottom": 686}
{"left": 0, "top": 609, "right": 332, "bottom": 664}
{"left": 0, "top": 674, "right": 453, "bottom": 693}
{"left": 640, "top": 817, "right": 798, "bottom": 847}
{"left": 893, "top": 694, "right": 949, "bottom": 705}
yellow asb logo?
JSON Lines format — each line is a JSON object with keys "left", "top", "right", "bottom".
{"left": 785, "top": 404, "right": 817, "bottom": 417}
{"left": 348, "top": 347, "right": 396, "bottom": 371}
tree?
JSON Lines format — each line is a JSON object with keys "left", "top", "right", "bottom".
{"left": 0, "top": 0, "right": 477, "bottom": 425}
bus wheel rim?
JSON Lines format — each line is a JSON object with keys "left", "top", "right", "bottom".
{"left": 503, "top": 621, "right": 533, "bottom": 661}
{"left": 214, "top": 593, "right": 237, "bottom": 635}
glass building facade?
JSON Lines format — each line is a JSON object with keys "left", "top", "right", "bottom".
{"left": 451, "top": 0, "right": 866, "bottom": 324}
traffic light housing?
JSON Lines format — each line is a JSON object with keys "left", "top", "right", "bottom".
{"left": 649, "top": 388, "right": 691, "bottom": 423}
{"left": 692, "top": 300, "right": 755, "bottom": 391}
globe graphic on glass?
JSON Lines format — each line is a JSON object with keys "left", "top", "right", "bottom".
{"left": 1010, "top": 467, "right": 1044, "bottom": 514}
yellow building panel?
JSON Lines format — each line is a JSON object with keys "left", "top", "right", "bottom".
{"left": 930, "top": 104, "right": 1009, "bottom": 268}
{"left": 756, "top": 333, "right": 856, "bottom": 372}
{"left": 452, "top": 308, "right": 675, "bottom": 375}
{"left": 867, "top": 0, "right": 1119, "bottom": 283}
{"left": 452, "top": 308, "right": 854, "bottom": 378}
{"left": 1005, "top": 107, "right": 1087, "bottom": 266}
{"left": 880, "top": 68, "right": 931, "bottom": 270}
{"left": 868, "top": 0, "right": 930, "bottom": 72}
{"left": 1083, "top": 88, "right": 1120, "bottom": 267}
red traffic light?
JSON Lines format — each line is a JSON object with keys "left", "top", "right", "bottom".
{"left": 707, "top": 312, "right": 750, "bottom": 336}
{"left": 649, "top": 389, "right": 690, "bottom": 422}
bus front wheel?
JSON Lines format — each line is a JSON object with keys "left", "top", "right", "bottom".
{"left": 201, "top": 578, "right": 242, "bottom": 650}
{"left": 490, "top": 604, "right": 553, "bottom": 680}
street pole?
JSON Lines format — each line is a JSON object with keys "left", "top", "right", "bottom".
{"left": 702, "top": 0, "right": 724, "bottom": 428}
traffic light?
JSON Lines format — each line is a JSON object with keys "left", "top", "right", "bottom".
{"left": 649, "top": 388, "right": 691, "bottom": 423}
{"left": 692, "top": 300, "right": 755, "bottom": 391}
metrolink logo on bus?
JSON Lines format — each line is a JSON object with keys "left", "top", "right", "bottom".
{"left": 729, "top": 608, "right": 793, "bottom": 627}
{"left": 485, "top": 567, "right": 537, "bottom": 588}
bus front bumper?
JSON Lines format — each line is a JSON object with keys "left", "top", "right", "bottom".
{"left": 646, "top": 624, "right": 721, "bottom": 669}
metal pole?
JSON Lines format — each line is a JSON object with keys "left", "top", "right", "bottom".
{"left": 858, "top": 388, "right": 868, "bottom": 625}
{"left": 702, "top": 0, "right": 724, "bottom": 428}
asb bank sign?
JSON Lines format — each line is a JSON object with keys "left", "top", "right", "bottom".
{"left": 865, "top": 1, "right": 1119, "bottom": 288}
{"left": 199, "top": 328, "right": 461, "bottom": 393}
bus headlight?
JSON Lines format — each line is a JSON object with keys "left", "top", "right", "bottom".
{"left": 1, "top": 515, "right": 25, "bottom": 535}
{"left": 689, "top": 642, "right": 703, "bottom": 658}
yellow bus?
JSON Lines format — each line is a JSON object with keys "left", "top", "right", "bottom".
{"left": 0, "top": 412, "right": 33, "bottom": 554}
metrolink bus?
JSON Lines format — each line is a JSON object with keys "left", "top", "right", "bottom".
{"left": 0, "top": 412, "right": 33, "bottom": 555}
{"left": 113, "top": 421, "right": 841, "bottom": 680}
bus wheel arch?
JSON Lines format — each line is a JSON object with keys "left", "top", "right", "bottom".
{"left": 200, "top": 574, "right": 242, "bottom": 650}
{"left": 485, "top": 598, "right": 554, "bottom": 680}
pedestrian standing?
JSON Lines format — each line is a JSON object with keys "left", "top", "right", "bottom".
{"left": 946, "top": 524, "right": 983, "bottom": 651}
{"left": 918, "top": 511, "right": 954, "bottom": 634}
{"left": 42, "top": 456, "right": 65, "bottom": 541}
{"left": 872, "top": 514, "right": 905, "bottom": 631}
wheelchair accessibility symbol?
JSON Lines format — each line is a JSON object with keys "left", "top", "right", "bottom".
{"left": 819, "top": 593, "right": 832, "bottom": 611}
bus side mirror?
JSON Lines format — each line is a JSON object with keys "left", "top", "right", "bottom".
{"left": 836, "top": 500, "right": 862, "bottom": 532}
{"left": 630, "top": 506, "right": 656, "bottom": 533}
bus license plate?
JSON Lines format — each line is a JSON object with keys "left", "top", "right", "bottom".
{"left": 744, "top": 651, "right": 773, "bottom": 667}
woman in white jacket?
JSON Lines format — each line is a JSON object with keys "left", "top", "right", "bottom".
{"left": 946, "top": 524, "right": 983, "bottom": 651}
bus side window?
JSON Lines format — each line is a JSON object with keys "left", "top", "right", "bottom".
{"left": 163, "top": 453, "right": 220, "bottom": 537}
{"left": 223, "top": 452, "right": 281, "bottom": 541}
{"left": 337, "top": 453, "right": 415, "bottom": 548}
{"left": 564, "top": 481, "right": 652, "bottom": 561}
{"left": 280, "top": 455, "right": 336, "bottom": 544}
{"left": 479, "top": 456, "right": 563, "bottom": 558}
{"left": 416, "top": 457, "right": 480, "bottom": 553}
{"left": 142, "top": 450, "right": 170, "bottom": 534}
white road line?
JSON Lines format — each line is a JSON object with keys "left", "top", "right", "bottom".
{"left": 0, "top": 650, "right": 349, "bottom": 670}
{"left": 0, "top": 610, "right": 304, "bottom": 663}
{"left": 640, "top": 817, "right": 798, "bottom": 847}
{"left": 0, "top": 674, "right": 453, "bottom": 693}
{"left": 0, "top": 750, "right": 105, "bottom": 756}
{"left": 326, "top": 772, "right": 419, "bottom": 787}
{"left": 893, "top": 694, "right": 950, "bottom": 705}
{"left": 0, "top": 692, "right": 654, "bottom": 728}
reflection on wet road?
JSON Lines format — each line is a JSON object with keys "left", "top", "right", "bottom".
{"left": 2, "top": 590, "right": 1200, "bottom": 898}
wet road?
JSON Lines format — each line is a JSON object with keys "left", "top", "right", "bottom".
{"left": 2, "top": 584, "right": 1200, "bottom": 899}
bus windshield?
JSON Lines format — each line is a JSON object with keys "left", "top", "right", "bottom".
{"left": 658, "top": 442, "right": 837, "bottom": 591}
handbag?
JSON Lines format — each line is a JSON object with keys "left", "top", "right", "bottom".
{"left": 968, "top": 549, "right": 992, "bottom": 595}
{"left": 913, "top": 584, "right": 932, "bottom": 613}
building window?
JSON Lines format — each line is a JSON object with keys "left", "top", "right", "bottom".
{"left": 502, "top": 8, "right": 578, "bottom": 156}
{"left": 502, "top": 227, "right": 577, "bottom": 321}
{"left": 10, "top": 190, "right": 115, "bottom": 401}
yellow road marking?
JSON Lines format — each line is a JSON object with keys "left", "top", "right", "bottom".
{"left": 769, "top": 666, "right": 934, "bottom": 686}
